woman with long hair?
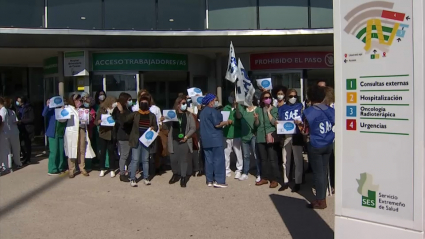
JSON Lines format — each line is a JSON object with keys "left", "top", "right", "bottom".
{"left": 161, "top": 96, "right": 196, "bottom": 187}
{"left": 296, "top": 85, "right": 335, "bottom": 209}
{"left": 95, "top": 96, "right": 118, "bottom": 178}
{"left": 117, "top": 94, "right": 158, "bottom": 187}
{"left": 112, "top": 92, "right": 133, "bottom": 182}
{"left": 62, "top": 94, "right": 96, "bottom": 178}
{"left": 272, "top": 86, "right": 287, "bottom": 108}
{"left": 94, "top": 90, "right": 106, "bottom": 112}
{"left": 254, "top": 91, "right": 286, "bottom": 191}
{"left": 278, "top": 89, "right": 304, "bottom": 192}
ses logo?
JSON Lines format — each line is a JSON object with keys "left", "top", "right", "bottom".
{"left": 357, "top": 172, "right": 379, "bottom": 208}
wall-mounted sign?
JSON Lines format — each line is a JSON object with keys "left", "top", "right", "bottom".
{"left": 92, "top": 52, "right": 188, "bottom": 71}
{"left": 250, "top": 52, "right": 334, "bottom": 70}
{"left": 43, "top": 57, "right": 58, "bottom": 75}
{"left": 64, "top": 51, "right": 89, "bottom": 77}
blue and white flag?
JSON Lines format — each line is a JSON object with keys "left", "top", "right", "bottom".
{"left": 225, "top": 42, "right": 238, "bottom": 83}
{"left": 235, "top": 59, "right": 255, "bottom": 107}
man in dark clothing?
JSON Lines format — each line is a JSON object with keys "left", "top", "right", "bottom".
{"left": 17, "top": 96, "right": 35, "bottom": 164}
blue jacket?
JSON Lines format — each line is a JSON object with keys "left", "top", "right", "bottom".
{"left": 42, "top": 106, "right": 56, "bottom": 138}
{"left": 200, "top": 106, "right": 223, "bottom": 148}
{"left": 303, "top": 104, "right": 335, "bottom": 148}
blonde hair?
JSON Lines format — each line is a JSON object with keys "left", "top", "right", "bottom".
{"left": 285, "top": 89, "right": 298, "bottom": 102}
{"left": 323, "top": 87, "right": 335, "bottom": 106}
{"left": 100, "top": 96, "right": 117, "bottom": 109}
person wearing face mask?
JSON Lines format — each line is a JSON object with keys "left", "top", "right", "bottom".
{"left": 95, "top": 96, "right": 118, "bottom": 178}
{"left": 61, "top": 94, "right": 96, "bottom": 178}
{"left": 160, "top": 96, "right": 196, "bottom": 187}
{"left": 272, "top": 86, "right": 287, "bottom": 108}
{"left": 278, "top": 89, "right": 304, "bottom": 192}
{"left": 222, "top": 92, "right": 243, "bottom": 179}
{"left": 16, "top": 96, "right": 34, "bottom": 165}
{"left": 199, "top": 93, "right": 232, "bottom": 188}
{"left": 112, "top": 92, "right": 133, "bottom": 182}
{"left": 81, "top": 93, "right": 97, "bottom": 171}
{"left": 94, "top": 91, "right": 107, "bottom": 112}
{"left": 254, "top": 91, "right": 286, "bottom": 191}
{"left": 0, "top": 97, "right": 22, "bottom": 171}
{"left": 92, "top": 91, "right": 107, "bottom": 165}
{"left": 118, "top": 94, "right": 158, "bottom": 187}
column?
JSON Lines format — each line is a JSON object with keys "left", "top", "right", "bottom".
{"left": 57, "top": 52, "right": 64, "bottom": 96}
{"left": 215, "top": 53, "right": 222, "bottom": 104}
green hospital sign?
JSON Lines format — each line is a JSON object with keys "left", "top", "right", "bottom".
{"left": 43, "top": 56, "right": 58, "bottom": 75}
{"left": 92, "top": 52, "right": 188, "bottom": 71}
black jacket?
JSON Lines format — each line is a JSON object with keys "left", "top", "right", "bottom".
{"left": 19, "top": 104, "right": 35, "bottom": 136}
{"left": 112, "top": 107, "right": 132, "bottom": 141}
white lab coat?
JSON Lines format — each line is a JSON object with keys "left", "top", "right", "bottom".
{"left": 61, "top": 106, "right": 95, "bottom": 159}
{"left": 0, "top": 107, "right": 21, "bottom": 168}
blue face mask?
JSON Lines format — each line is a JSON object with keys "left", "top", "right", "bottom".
{"left": 83, "top": 103, "right": 90, "bottom": 108}
{"left": 127, "top": 100, "right": 133, "bottom": 107}
{"left": 180, "top": 103, "right": 187, "bottom": 111}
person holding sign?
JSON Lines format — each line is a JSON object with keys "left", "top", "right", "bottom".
{"left": 272, "top": 86, "right": 287, "bottom": 108}
{"left": 62, "top": 94, "right": 96, "bottom": 178}
{"left": 160, "top": 96, "right": 196, "bottom": 188}
{"left": 254, "top": 91, "right": 286, "bottom": 191}
{"left": 42, "top": 98, "right": 67, "bottom": 175}
{"left": 295, "top": 85, "right": 334, "bottom": 209}
{"left": 199, "top": 94, "right": 231, "bottom": 188}
{"left": 222, "top": 92, "right": 244, "bottom": 179}
{"left": 95, "top": 96, "right": 118, "bottom": 178}
{"left": 278, "top": 89, "right": 304, "bottom": 192}
{"left": 118, "top": 94, "right": 158, "bottom": 187}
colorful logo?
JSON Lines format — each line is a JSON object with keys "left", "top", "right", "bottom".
{"left": 145, "top": 131, "right": 154, "bottom": 140}
{"left": 60, "top": 109, "right": 69, "bottom": 117}
{"left": 194, "top": 88, "right": 202, "bottom": 94}
{"left": 106, "top": 116, "right": 114, "bottom": 123}
{"left": 197, "top": 96, "right": 204, "bottom": 104}
{"left": 167, "top": 111, "right": 176, "bottom": 119}
{"left": 261, "top": 80, "right": 270, "bottom": 88}
{"left": 357, "top": 172, "right": 380, "bottom": 208}
{"left": 53, "top": 97, "right": 63, "bottom": 104}
{"left": 344, "top": 1, "right": 410, "bottom": 55}
{"left": 284, "top": 122, "right": 295, "bottom": 131}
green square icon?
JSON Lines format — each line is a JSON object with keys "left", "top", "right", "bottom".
{"left": 371, "top": 54, "right": 376, "bottom": 59}
{"left": 346, "top": 79, "right": 357, "bottom": 90}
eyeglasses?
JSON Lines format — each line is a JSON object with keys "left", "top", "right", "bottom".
{"left": 288, "top": 95, "right": 297, "bottom": 99}
{"left": 181, "top": 102, "right": 187, "bottom": 105}
{"left": 263, "top": 97, "right": 271, "bottom": 99}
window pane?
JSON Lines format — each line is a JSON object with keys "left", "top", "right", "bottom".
{"left": 48, "top": 0, "right": 102, "bottom": 29}
{"left": 259, "top": 0, "right": 308, "bottom": 29}
{"left": 104, "top": 0, "right": 155, "bottom": 30}
{"left": 105, "top": 74, "right": 137, "bottom": 92}
{"left": 0, "top": 0, "right": 44, "bottom": 28}
{"left": 91, "top": 74, "right": 104, "bottom": 93}
{"left": 158, "top": 0, "right": 205, "bottom": 30}
{"left": 208, "top": 0, "right": 256, "bottom": 30}
{"left": 311, "top": 0, "right": 333, "bottom": 28}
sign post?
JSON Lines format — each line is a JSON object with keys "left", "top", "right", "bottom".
{"left": 334, "top": 0, "right": 424, "bottom": 238}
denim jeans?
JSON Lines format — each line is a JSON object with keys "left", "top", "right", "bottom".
{"left": 308, "top": 143, "right": 333, "bottom": 200}
{"left": 241, "top": 136, "right": 260, "bottom": 176}
{"left": 203, "top": 146, "right": 226, "bottom": 184}
{"left": 130, "top": 142, "right": 150, "bottom": 180}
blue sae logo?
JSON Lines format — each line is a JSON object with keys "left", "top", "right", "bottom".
{"left": 107, "top": 116, "right": 115, "bottom": 123}
{"left": 145, "top": 131, "right": 154, "bottom": 140}
{"left": 167, "top": 111, "right": 176, "bottom": 119}
{"left": 194, "top": 88, "right": 202, "bottom": 94}
{"left": 261, "top": 80, "right": 270, "bottom": 88}
{"left": 54, "top": 97, "right": 63, "bottom": 104}
{"left": 197, "top": 97, "right": 204, "bottom": 104}
{"left": 60, "top": 109, "right": 69, "bottom": 117}
{"left": 284, "top": 122, "right": 295, "bottom": 131}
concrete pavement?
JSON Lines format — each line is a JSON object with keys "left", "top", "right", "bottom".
{"left": 0, "top": 158, "right": 334, "bottom": 239}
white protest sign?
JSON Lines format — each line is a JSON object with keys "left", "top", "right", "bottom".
{"left": 55, "top": 108, "right": 71, "bottom": 120}
{"left": 221, "top": 111, "right": 230, "bottom": 122}
{"left": 235, "top": 59, "right": 255, "bottom": 107}
{"left": 187, "top": 87, "right": 203, "bottom": 98}
{"left": 139, "top": 128, "right": 158, "bottom": 147}
{"left": 256, "top": 78, "right": 273, "bottom": 90}
{"left": 78, "top": 109, "right": 90, "bottom": 125}
{"left": 101, "top": 114, "right": 115, "bottom": 126}
{"left": 191, "top": 95, "right": 204, "bottom": 106}
{"left": 225, "top": 41, "right": 238, "bottom": 83}
{"left": 163, "top": 110, "right": 178, "bottom": 122}
{"left": 49, "top": 96, "right": 64, "bottom": 108}
{"left": 276, "top": 121, "right": 296, "bottom": 134}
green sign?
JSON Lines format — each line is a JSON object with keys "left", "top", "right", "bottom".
{"left": 92, "top": 52, "right": 188, "bottom": 71}
{"left": 43, "top": 57, "right": 58, "bottom": 75}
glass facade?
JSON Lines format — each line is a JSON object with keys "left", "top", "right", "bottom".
{"left": 1, "top": 0, "right": 333, "bottom": 30}
{"left": 0, "top": 0, "right": 44, "bottom": 28}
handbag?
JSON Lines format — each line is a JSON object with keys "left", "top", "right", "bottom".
{"left": 261, "top": 107, "right": 281, "bottom": 144}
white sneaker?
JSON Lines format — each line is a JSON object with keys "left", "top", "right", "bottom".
{"left": 144, "top": 179, "right": 151, "bottom": 185}
{"left": 99, "top": 170, "right": 106, "bottom": 177}
{"left": 256, "top": 176, "right": 261, "bottom": 183}
{"left": 234, "top": 172, "right": 242, "bottom": 179}
{"left": 110, "top": 171, "right": 116, "bottom": 178}
{"left": 213, "top": 182, "right": 228, "bottom": 188}
{"left": 239, "top": 174, "right": 249, "bottom": 181}
{"left": 130, "top": 180, "right": 137, "bottom": 187}
{"left": 207, "top": 182, "right": 213, "bottom": 187}
{"left": 47, "top": 173, "right": 59, "bottom": 176}
{"left": 226, "top": 173, "right": 232, "bottom": 178}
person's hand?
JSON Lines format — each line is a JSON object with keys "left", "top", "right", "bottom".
{"left": 98, "top": 120, "right": 102, "bottom": 125}
{"left": 150, "top": 126, "right": 155, "bottom": 131}
{"left": 160, "top": 116, "right": 165, "bottom": 122}
{"left": 116, "top": 102, "right": 123, "bottom": 112}
{"left": 275, "top": 121, "right": 279, "bottom": 126}
{"left": 46, "top": 99, "right": 50, "bottom": 106}
{"left": 267, "top": 105, "right": 273, "bottom": 112}
{"left": 197, "top": 105, "right": 201, "bottom": 110}
{"left": 294, "top": 120, "right": 303, "bottom": 125}
{"left": 253, "top": 112, "right": 258, "bottom": 120}
{"left": 180, "top": 137, "right": 187, "bottom": 143}
{"left": 227, "top": 119, "right": 233, "bottom": 125}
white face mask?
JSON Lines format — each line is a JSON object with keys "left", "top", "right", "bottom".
{"left": 289, "top": 98, "right": 297, "bottom": 104}
{"left": 99, "top": 95, "right": 105, "bottom": 101}
{"left": 277, "top": 95, "right": 284, "bottom": 101}
{"left": 214, "top": 101, "right": 219, "bottom": 108}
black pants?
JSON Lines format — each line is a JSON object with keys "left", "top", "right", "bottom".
{"left": 195, "top": 141, "right": 205, "bottom": 173}
{"left": 257, "top": 143, "right": 284, "bottom": 185}
{"left": 21, "top": 133, "right": 32, "bottom": 163}
{"left": 98, "top": 138, "right": 116, "bottom": 170}
{"left": 329, "top": 146, "right": 335, "bottom": 188}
